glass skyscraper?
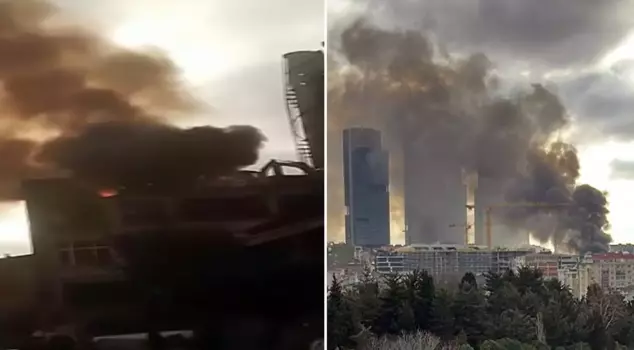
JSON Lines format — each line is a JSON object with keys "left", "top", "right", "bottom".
{"left": 343, "top": 128, "right": 390, "bottom": 247}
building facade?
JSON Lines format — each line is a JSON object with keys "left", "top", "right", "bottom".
{"left": 588, "top": 253, "right": 634, "bottom": 293}
{"left": 555, "top": 253, "right": 634, "bottom": 298}
{"left": 283, "top": 50, "right": 324, "bottom": 169}
{"left": 372, "top": 246, "right": 634, "bottom": 300}
{"left": 557, "top": 255, "right": 593, "bottom": 299}
{"left": 512, "top": 253, "right": 570, "bottom": 279}
{"left": 343, "top": 128, "right": 390, "bottom": 247}
{"left": 402, "top": 139, "right": 467, "bottom": 245}
{"left": 374, "top": 244, "right": 538, "bottom": 277}
{"left": 610, "top": 244, "right": 634, "bottom": 254}
{"left": 375, "top": 251, "right": 406, "bottom": 274}
{"left": 328, "top": 264, "right": 365, "bottom": 289}
{"left": 21, "top": 161, "right": 323, "bottom": 332}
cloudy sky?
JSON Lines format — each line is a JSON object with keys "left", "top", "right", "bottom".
{"left": 330, "top": 0, "right": 634, "bottom": 244}
{"left": 0, "top": 0, "right": 324, "bottom": 256}
{"left": 55, "top": 0, "right": 324, "bottom": 162}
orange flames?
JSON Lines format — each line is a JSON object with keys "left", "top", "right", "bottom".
{"left": 98, "top": 189, "right": 118, "bottom": 198}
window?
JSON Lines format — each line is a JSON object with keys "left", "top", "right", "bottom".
{"left": 58, "top": 240, "right": 114, "bottom": 267}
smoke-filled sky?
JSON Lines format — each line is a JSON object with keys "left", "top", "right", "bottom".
{"left": 54, "top": 0, "right": 323, "bottom": 160}
{"left": 0, "top": 0, "right": 324, "bottom": 256}
{"left": 328, "top": 0, "right": 634, "bottom": 247}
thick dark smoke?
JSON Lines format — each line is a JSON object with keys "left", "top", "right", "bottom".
{"left": 38, "top": 123, "right": 263, "bottom": 189}
{"left": 0, "top": 0, "right": 265, "bottom": 197}
{"left": 328, "top": 20, "right": 611, "bottom": 253}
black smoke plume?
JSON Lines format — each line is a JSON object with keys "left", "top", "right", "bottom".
{"left": 328, "top": 20, "right": 610, "bottom": 253}
{"left": 0, "top": 0, "right": 265, "bottom": 198}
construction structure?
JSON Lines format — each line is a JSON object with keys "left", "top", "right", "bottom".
{"left": 462, "top": 169, "right": 478, "bottom": 245}
{"left": 374, "top": 244, "right": 540, "bottom": 276}
{"left": 283, "top": 50, "right": 324, "bottom": 169}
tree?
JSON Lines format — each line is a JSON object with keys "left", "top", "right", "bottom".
{"left": 487, "top": 280, "right": 522, "bottom": 317}
{"left": 460, "top": 272, "right": 478, "bottom": 291}
{"left": 484, "top": 271, "right": 505, "bottom": 295}
{"left": 352, "top": 267, "right": 380, "bottom": 329}
{"left": 480, "top": 338, "right": 535, "bottom": 350}
{"left": 614, "top": 300, "right": 634, "bottom": 347}
{"left": 582, "top": 284, "right": 627, "bottom": 350}
{"left": 430, "top": 288, "right": 455, "bottom": 341}
{"left": 335, "top": 266, "right": 634, "bottom": 349}
{"left": 372, "top": 274, "right": 409, "bottom": 335}
{"left": 453, "top": 278, "right": 489, "bottom": 347}
{"left": 514, "top": 267, "right": 546, "bottom": 299}
{"left": 359, "top": 330, "right": 446, "bottom": 350}
{"left": 327, "top": 275, "right": 356, "bottom": 350}
{"left": 541, "top": 280, "right": 585, "bottom": 347}
{"left": 409, "top": 270, "right": 435, "bottom": 331}
{"left": 489, "top": 309, "right": 536, "bottom": 343}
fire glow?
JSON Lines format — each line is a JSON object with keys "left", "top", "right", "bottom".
{"left": 99, "top": 189, "right": 118, "bottom": 198}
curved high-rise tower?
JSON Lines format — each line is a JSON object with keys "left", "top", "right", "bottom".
{"left": 283, "top": 50, "right": 324, "bottom": 169}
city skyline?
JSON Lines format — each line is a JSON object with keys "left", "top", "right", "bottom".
{"left": 328, "top": 0, "right": 634, "bottom": 248}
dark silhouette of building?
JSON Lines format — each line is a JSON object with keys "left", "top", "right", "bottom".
{"left": 343, "top": 128, "right": 390, "bottom": 247}
{"left": 7, "top": 160, "right": 323, "bottom": 347}
{"left": 283, "top": 50, "right": 324, "bottom": 169}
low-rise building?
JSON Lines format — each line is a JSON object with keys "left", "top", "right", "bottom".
{"left": 374, "top": 251, "right": 406, "bottom": 274}
{"left": 374, "top": 244, "right": 539, "bottom": 277}
{"left": 590, "top": 252, "right": 634, "bottom": 292}
{"left": 328, "top": 265, "right": 364, "bottom": 289}
{"left": 491, "top": 247, "right": 539, "bottom": 274}
{"left": 513, "top": 253, "right": 572, "bottom": 279}
{"left": 610, "top": 244, "right": 634, "bottom": 254}
{"left": 556, "top": 253, "right": 634, "bottom": 298}
{"left": 557, "top": 256, "right": 593, "bottom": 299}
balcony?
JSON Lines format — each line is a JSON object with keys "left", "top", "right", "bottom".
{"left": 57, "top": 242, "right": 125, "bottom": 283}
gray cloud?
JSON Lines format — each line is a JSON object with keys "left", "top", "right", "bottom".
{"left": 556, "top": 69, "right": 634, "bottom": 141}
{"left": 327, "top": 0, "right": 634, "bottom": 246}
{"left": 611, "top": 159, "right": 634, "bottom": 180}
{"left": 333, "top": 0, "right": 634, "bottom": 68}
{"left": 195, "top": 61, "right": 299, "bottom": 158}
{"left": 53, "top": 0, "right": 324, "bottom": 160}
{"left": 329, "top": 1, "right": 634, "bottom": 149}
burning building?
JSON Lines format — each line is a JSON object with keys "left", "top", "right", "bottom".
{"left": 0, "top": 2, "right": 324, "bottom": 345}
{"left": 18, "top": 160, "right": 323, "bottom": 336}
{"left": 330, "top": 20, "right": 610, "bottom": 253}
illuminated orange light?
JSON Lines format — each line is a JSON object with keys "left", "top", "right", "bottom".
{"left": 99, "top": 189, "right": 118, "bottom": 198}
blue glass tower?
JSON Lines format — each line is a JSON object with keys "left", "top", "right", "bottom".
{"left": 343, "top": 128, "right": 390, "bottom": 247}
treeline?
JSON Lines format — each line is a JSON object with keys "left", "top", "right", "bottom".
{"left": 328, "top": 268, "right": 634, "bottom": 350}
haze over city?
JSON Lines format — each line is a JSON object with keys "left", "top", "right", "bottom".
{"left": 328, "top": 0, "right": 634, "bottom": 248}
{"left": 0, "top": 0, "right": 324, "bottom": 256}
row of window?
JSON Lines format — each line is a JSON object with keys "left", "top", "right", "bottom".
{"left": 58, "top": 243, "right": 115, "bottom": 267}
